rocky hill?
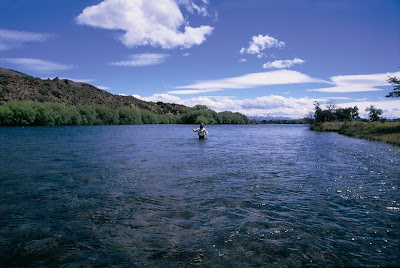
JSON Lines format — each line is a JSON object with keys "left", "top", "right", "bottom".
{"left": 0, "top": 67, "right": 187, "bottom": 115}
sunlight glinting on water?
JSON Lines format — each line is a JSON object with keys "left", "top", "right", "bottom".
{"left": 0, "top": 125, "right": 399, "bottom": 266}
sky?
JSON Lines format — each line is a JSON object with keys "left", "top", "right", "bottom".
{"left": 1, "top": 0, "right": 399, "bottom": 119}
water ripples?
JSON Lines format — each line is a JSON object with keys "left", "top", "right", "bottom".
{"left": 0, "top": 125, "right": 399, "bottom": 267}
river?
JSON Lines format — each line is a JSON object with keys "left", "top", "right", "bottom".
{"left": 0, "top": 124, "right": 399, "bottom": 267}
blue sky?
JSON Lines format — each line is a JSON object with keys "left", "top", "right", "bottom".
{"left": 1, "top": 0, "right": 399, "bottom": 118}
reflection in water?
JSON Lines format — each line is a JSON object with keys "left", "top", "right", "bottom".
{"left": 0, "top": 125, "right": 399, "bottom": 266}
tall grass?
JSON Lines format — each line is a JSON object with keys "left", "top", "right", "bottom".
{"left": 311, "top": 121, "right": 400, "bottom": 146}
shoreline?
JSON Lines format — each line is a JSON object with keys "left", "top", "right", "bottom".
{"left": 310, "top": 121, "right": 400, "bottom": 146}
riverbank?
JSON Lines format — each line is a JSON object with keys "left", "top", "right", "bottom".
{"left": 310, "top": 121, "right": 400, "bottom": 146}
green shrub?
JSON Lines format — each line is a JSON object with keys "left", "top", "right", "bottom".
{"left": 0, "top": 101, "right": 251, "bottom": 126}
{"left": 96, "top": 106, "right": 119, "bottom": 125}
{"left": 0, "top": 105, "right": 14, "bottom": 125}
{"left": 118, "top": 107, "right": 142, "bottom": 124}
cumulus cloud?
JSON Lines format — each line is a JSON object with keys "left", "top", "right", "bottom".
{"left": 336, "top": 100, "right": 400, "bottom": 119}
{"left": 133, "top": 93, "right": 400, "bottom": 119}
{"left": 133, "top": 93, "right": 184, "bottom": 104}
{"left": 240, "top": 34, "right": 285, "bottom": 58}
{"left": 133, "top": 93, "right": 318, "bottom": 118}
{"left": 111, "top": 53, "right": 169, "bottom": 67}
{"left": 0, "top": 58, "right": 76, "bottom": 72}
{"left": 169, "top": 70, "right": 328, "bottom": 94}
{"left": 0, "top": 28, "right": 52, "bottom": 51}
{"left": 308, "top": 71, "right": 400, "bottom": 93}
{"left": 263, "top": 57, "right": 305, "bottom": 69}
{"left": 76, "top": 0, "right": 213, "bottom": 49}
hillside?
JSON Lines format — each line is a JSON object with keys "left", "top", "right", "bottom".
{"left": 0, "top": 67, "right": 187, "bottom": 115}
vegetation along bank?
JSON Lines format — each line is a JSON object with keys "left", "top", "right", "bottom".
{"left": 311, "top": 121, "right": 400, "bottom": 146}
{"left": 0, "top": 67, "right": 249, "bottom": 125}
{"left": 2, "top": 66, "right": 400, "bottom": 147}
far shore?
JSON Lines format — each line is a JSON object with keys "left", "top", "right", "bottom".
{"left": 310, "top": 121, "right": 400, "bottom": 146}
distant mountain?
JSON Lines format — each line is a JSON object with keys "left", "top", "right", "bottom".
{"left": 247, "top": 115, "right": 295, "bottom": 121}
{"left": 0, "top": 67, "right": 187, "bottom": 115}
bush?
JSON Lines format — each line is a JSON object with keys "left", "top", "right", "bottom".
{"left": 0, "top": 105, "right": 14, "bottom": 125}
{"left": 8, "top": 102, "right": 37, "bottom": 125}
{"left": 78, "top": 105, "right": 101, "bottom": 125}
{"left": 118, "top": 107, "right": 142, "bottom": 124}
{"left": 96, "top": 106, "right": 119, "bottom": 125}
{"left": 0, "top": 101, "right": 251, "bottom": 126}
{"left": 140, "top": 109, "right": 159, "bottom": 124}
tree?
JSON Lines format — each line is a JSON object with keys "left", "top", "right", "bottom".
{"left": 365, "top": 105, "right": 383, "bottom": 122}
{"left": 313, "top": 102, "right": 323, "bottom": 123}
{"left": 314, "top": 102, "right": 335, "bottom": 123}
{"left": 335, "top": 108, "right": 352, "bottom": 122}
{"left": 335, "top": 106, "right": 358, "bottom": 122}
{"left": 350, "top": 106, "right": 359, "bottom": 119}
{"left": 386, "top": 76, "right": 400, "bottom": 98}
{"left": 326, "top": 100, "right": 336, "bottom": 112}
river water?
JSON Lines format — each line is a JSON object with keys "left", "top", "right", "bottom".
{"left": 0, "top": 124, "right": 399, "bottom": 267}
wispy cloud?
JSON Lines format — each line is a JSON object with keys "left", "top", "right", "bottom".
{"left": 76, "top": 0, "right": 213, "bottom": 49}
{"left": 169, "top": 70, "right": 328, "bottom": 94}
{"left": 0, "top": 28, "right": 52, "bottom": 51}
{"left": 95, "top": 85, "right": 111, "bottom": 90}
{"left": 177, "top": 0, "right": 215, "bottom": 17}
{"left": 240, "top": 34, "right": 285, "bottom": 58}
{"left": 0, "top": 58, "right": 76, "bottom": 72}
{"left": 308, "top": 71, "right": 400, "bottom": 93}
{"left": 263, "top": 57, "right": 305, "bottom": 69}
{"left": 111, "top": 53, "right": 169, "bottom": 67}
{"left": 320, "top": 96, "right": 352, "bottom": 100}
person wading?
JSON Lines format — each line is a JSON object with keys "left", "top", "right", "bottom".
{"left": 192, "top": 123, "right": 208, "bottom": 139}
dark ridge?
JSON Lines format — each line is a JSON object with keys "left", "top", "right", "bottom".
{"left": 0, "top": 67, "right": 188, "bottom": 115}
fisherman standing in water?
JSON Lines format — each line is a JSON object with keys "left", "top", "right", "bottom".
{"left": 192, "top": 123, "right": 208, "bottom": 139}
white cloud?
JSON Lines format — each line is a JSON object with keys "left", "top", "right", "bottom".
{"left": 169, "top": 70, "right": 328, "bottom": 94}
{"left": 0, "top": 28, "right": 52, "bottom": 51}
{"left": 177, "top": 0, "right": 211, "bottom": 16}
{"left": 76, "top": 0, "right": 213, "bottom": 49}
{"left": 239, "top": 58, "right": 247, "bottom": 63}
{"left": 183, "top": 52, "right": 190, "bottom": 56}
{"left": 134, "top": 93, "right": 318, "bottom": 118}
{"left": 263, "top": 57, "right": 305, "bottom": 69}
{"left": 0, "top": 58, "right": 76, "bottom": 72}
{"left": 95, "top": 85, "right": 111, "bottom": 90}
{"left": 240, "top": 34, "right": 285, "bottom": 58}
{"left": 336, "top": 100, "right": 400, "bottom": 119}
{"left": 133, "top": 93, "right": 184, "bottom": 104}
{"left": 320, "top": 97, "right": 351, "bottom": 100}
{"left": 308, "top": 71, "right": 400, "bottom": 93}
{"left": 111, "top": 53, "right": 169, "bottom": 67}
{"left": 134, "top": 93, "right": 400, "bottom": 119}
